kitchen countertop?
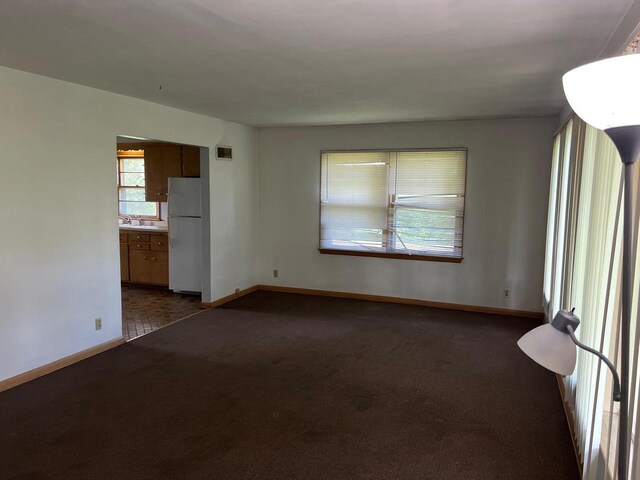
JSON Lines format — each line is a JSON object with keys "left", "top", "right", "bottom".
{"left": 119, "top": 224, "right": 168, "bottom": 233}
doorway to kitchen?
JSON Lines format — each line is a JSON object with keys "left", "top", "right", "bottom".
{"left": 116, "top": 136, "right": 208, "bottom": 341}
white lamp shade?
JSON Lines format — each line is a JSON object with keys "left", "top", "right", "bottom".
{"left": 562, "top": 54, "right": 640, "bottom": 130}
{"left": 517, "top": 324, "right": 577, "bottom": 376}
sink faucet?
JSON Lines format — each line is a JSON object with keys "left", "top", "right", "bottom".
{"left": 118, "top": 215, "right": 132, "bottom": 225}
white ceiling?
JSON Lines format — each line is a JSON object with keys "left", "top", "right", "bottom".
{"left": 0, "top": 0, "right": 636, "bottom": 126}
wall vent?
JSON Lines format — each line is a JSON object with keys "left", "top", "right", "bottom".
{"left": 216, "top": 145, "right": 232, "bottom": 160}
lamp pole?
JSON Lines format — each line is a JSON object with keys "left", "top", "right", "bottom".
{"left": 603, "top": 125, "right": 640, "bottom": 480}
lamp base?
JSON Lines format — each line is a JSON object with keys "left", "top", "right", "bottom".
{"left": 605, "top": 125, "right": 640, "bottom": 164}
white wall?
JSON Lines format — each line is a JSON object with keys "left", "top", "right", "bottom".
{"left": 0, "top": 66, "right": 258, "bottom": 382}
{"left": 0, "top": 64, "right": 556, "bottom": 383}
{"left": 257, "top": 118, "right": 556, "bottom": 312}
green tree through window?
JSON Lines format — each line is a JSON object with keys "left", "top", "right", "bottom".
{"left": 117, "top": 155, "right": 159, "bottom": 218}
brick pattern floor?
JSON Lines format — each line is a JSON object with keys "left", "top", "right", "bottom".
{"left": 121, "top": 285, "right": 203, "bottom": 341}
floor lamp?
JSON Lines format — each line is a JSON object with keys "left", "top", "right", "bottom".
{"left": 517, "top": 53, "right": 640, "bottom": 480}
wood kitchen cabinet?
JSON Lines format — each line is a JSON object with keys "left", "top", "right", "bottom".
{"left": 181, "top": 146, "right": 201, "bottom": 177}
{"left": 149, "top": 251, "right": 168, "bottom": 285}
{"left": 144, "top": 144, "right": 182, "bottom": 202}
{"left": 121, "top": 230, "right": 169, "bottom": 286}
{"left": 129, "top": 250, "right": 150, "bottom": 283}
{"left": 130, "top": 251, "right": 168, "bottom": 285}
{"left": 119, "top": 233, "right": 129, "bottom": 282}
{"left": 150, "top": 234, "right": 168, "bottom": 251}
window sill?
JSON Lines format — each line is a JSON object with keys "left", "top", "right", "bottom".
{"left": 318, "top": 248, "right": 463, "bottom": 263}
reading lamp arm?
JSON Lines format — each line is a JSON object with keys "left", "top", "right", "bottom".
{"left": 566, "top": 325, "right": 621, "bottom": 402}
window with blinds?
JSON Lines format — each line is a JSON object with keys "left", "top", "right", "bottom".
{"left": 320, "top": 149, "right": 466, "bottom": 261}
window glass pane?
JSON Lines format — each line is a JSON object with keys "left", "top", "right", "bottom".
{"left": 120, "top": 158, "right": 144, "bottom": 172}
{"left": 119, "top": 188, "right": 146, "bottom": 201}
{"left": 320, "top": 149, "right": 466, "bottom": 258}
{"left": 120, "top": 172, "right": 145, "bottom": 187}
{"left": 320, "top": 152, "right": 389, "bottom": 252}
{"left": 325, "top": 152, "right": 388, "bottom": 206}
{"left": 392, "top": 150, "right": 466, "bottom": 257}
{"left": 321, "top": 205, "right": 387, "bottom": 251}
{"left": 543, "top": 135, "right": 563, "bottom": 304}
{"left": 119, "top": 201, "right": 158, "bottom": 216}
{"left": 117, "top": 155, "right": 156, "bottom": 218}
{"left": 393, "top": 206, "right": 459, "bottom": 255}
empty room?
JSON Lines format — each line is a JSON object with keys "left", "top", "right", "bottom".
{"left": 2, "top": 1, "right": 640, "bottom": 479}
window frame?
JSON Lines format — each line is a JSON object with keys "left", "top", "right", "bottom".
{"left": 318, "top": 148, "right": 467, "bottom": 263}
{"left": 116, "top": 151, "right": 160, "bottom": 220}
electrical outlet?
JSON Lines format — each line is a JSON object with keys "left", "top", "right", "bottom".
{"left": 503, "top": 289, "right": 511, "bottom": 299}
{"left": 95, "top": 317, "right": 102, "bottom": 331}
{"left": 273, "top": 269, "right": 279, "bottom": 278}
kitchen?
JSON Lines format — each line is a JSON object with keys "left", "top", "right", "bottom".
{"left": 116, "top": 137, "right": 204, "bottom": 340}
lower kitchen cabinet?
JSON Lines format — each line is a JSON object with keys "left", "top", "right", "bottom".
{"left": 121, "top": 230, "right": 169, "bottom": 286}
{"left": 150, "top": 251, "right": 169, "bottom": 285}
{"left": 129, "top": 250, "right": 168, "bottom": 285}
{"left": 129, "top": 250, "right": 151, "bottom": 284}
{"left": 120, "top": 243, "right": 130, "bottom": 281}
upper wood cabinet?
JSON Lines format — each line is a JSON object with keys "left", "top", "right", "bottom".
{"left": 181, "top": 146, "right": 201, "bottom": 178}
{"left": 144, "top": 144, "right": 182, "bottom": 202}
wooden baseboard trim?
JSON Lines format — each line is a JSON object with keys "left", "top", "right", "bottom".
{"left": 555, "top": 374, "right": 583, "bottom": 476}
{"left": 257, "top": 285, "right": 544, "bottom": 319}
{"left": 0, "top": 285, "right": 540, "bottom": 393}
{"left": 201, "top": 285, "right": 259, "bottom": 308}
{"left": 0, "top": 337, "right": 125, "bottom": 393}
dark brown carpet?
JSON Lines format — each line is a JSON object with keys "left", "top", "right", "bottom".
{"left": 0, "top": 291, "right": 579, "bottom": 480}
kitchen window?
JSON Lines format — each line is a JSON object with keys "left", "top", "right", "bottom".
{"left": 319, "top": 149, "right": 466, "bottom": 262}
{"left": 117, "top": 151, "right": 159, "bottom": 218}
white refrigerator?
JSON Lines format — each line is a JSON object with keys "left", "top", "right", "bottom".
{"left": 168, "top": 177, "right": 202, "bottom": 294}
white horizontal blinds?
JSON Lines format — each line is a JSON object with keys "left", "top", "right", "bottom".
{"left": 391, "top": 150, "right": 466, "bottom": 257}
{"left": 320, "top": 151, "right": 389, "bottom": 252}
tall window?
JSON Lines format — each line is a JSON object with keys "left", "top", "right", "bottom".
{"left": 320, "top": 149, "right": 466, "bottom": 261}
{"left": 117, "top": 151, "right": 159, "bottom": 218}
